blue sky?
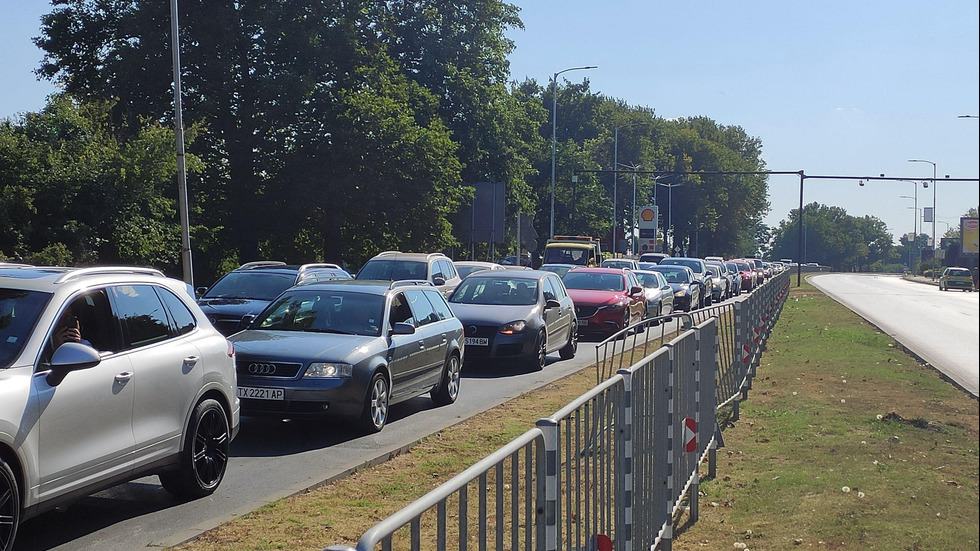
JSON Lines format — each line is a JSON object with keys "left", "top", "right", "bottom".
{"left": 3, "top": 1, "right": 978, "bottom": 244}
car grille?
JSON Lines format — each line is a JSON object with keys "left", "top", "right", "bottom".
{"left": 575, "top": 305, "right": 598, "bottom": 318}
{"left": 237, "top": 360, "right": 304, "bottom": 378}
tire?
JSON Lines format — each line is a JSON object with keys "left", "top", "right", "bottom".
{"left": 431, "top": 353, "right": 461, "bottom": 406}
{"left": 652, "top": 303, "right": 662, "bottom": 326}
{"left": 360, "top": 372, "right": 390, "bottom": 433}
{"left": 527, "top": 331, "right": 547, "bottom": 371}
{"left": 1, "top": 458, "right": 20, "bottom": 551}
{"left": 160, "top": 398, "right": 230, "bottom": 499}
{"left": 559, "top": 321, "right": 578, "bottom": 360}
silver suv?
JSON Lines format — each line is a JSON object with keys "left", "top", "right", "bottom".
{"left": 0, "top": 266, "right": 240, "bottom": 549}
{"left": 355, "top": 251, "right": 462, "bottom": 297}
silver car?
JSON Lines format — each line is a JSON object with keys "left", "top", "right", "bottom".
{"left": 633, "top": 269, "right": 676, "bottom": 322}
{"left": 0, "top": 266, "right": 239, "bottom": 550}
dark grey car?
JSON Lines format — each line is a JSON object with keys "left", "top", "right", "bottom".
{"left": 448, "top": 270, "right": 577, "bottom": 371}
{"left": 230, "top": 280, "right": 463, "bottom": 433}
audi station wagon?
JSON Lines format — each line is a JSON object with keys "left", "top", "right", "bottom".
{"left": 230, "top": 280, "right": 463, "bottom": 432}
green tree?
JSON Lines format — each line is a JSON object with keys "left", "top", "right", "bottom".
{"left": 0, "top": 95, "right": 188, "bottom": 270}
{"left": 770, "top": 202, "right": 896, "bottom": 271}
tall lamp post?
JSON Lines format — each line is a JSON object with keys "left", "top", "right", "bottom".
{"left": 900, "top": 194, "right": 918, "bottom": 271}
{"left": 549, "top": 65, "right": 597, "bottom": 239}
{"left": 908, "top": 159, "right": 936, "bottom": 278}
{"left": 170, "top": 0, "right": 193, "bottom": 286}
{"left": 656, "top": 182, "right": 683, "bottom": 254}
{"left": 612, "top": 122, "right": 646, "bottom": 256}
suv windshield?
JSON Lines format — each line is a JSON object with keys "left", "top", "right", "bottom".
{"left": 0, "top": 289, "right": 51, "bottom": 367}
{"left": 255, "top": 289, "right": 386, "bottom": 337}
{"left": 357, "top": 259, "right": 428, "bottom": 281}
{"left": 203, "top": 272, "right": 297, "bottom": 301}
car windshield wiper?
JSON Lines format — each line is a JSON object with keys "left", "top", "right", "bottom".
{"left": 307, "top": 328, "right": 354, "bottom": 335}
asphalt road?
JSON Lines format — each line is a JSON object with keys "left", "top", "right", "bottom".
{"left": 808, "top": 273, "right": 979, "bottom": 397}
{"left": 12, "top": 318, "right": 684, "bottom": 551}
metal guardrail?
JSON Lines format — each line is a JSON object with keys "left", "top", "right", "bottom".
{"left": 326, "top": 270, "right": 790, "bottom": 551}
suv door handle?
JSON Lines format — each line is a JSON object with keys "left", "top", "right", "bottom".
{"left": 115, "top": 372, "right": 133, "bottom": 383}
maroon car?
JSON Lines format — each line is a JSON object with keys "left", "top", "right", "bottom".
{"left": 561, "top": 267, "right": 646, "bottom": 337}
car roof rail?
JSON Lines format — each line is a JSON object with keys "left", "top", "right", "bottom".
{"left": 426, "top": 252, "right": 447, "bottom": 260}
{"left": 389, "top": 280, "right": 434, "bottom": 289}
{"left": 298, "top": 263, "right": 342, "bottom": 273}
{"left": 375, "top": 251, "right": 401, "bottom": 257}
{"left": 55, "top": 266, "right": 166, "bottom": 284}
{"left": 238, "top": 261, "right": 287, "bottom": 269}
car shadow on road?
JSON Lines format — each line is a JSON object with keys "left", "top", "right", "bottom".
{"left": 14, "top": 481, "right": 186, "bottom": 551}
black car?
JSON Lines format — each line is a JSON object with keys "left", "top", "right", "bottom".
{"left": 647, "top": 264, "right": 701, "bottom": 312}
{"left": 197, "top": 261, "right": 350, "bottom": 335}
{"left": 448, "top": 270, "right": 577, "bottom": 370}
{"left": 658, "top": 257, "right": 712, "bottom": 307}
{"left": 231, "top": 280, "right": 463, "bottom": 432}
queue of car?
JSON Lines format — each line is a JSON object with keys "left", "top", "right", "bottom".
{"left": 0, "top": 249, "right": 770, "bottom": 549}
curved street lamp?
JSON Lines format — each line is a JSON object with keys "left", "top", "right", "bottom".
{"left": 550, "top": 65, "right": 597, "bottom": 238}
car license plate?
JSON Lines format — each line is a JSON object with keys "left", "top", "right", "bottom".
{"left": 464, "top": 337, "right": 488, "bottom": 346}
{"left": 238, "top": 386, "right": 284, "bottom": 400}
{"left": 578, "top": 319, "right": 588, "bottom": 326}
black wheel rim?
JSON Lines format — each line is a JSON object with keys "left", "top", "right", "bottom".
{"left": 537, "top": 334, "right": 547, "bottom": 368}
{"left": 1, "top": 469, "right": 17, "bottom": 551}
{"left": 192, "top": 407, "right": 229, "bottom": 490}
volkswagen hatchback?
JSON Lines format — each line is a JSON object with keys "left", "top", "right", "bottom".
{"left": 1, "top": 265, "right": 239, "bottom": 550}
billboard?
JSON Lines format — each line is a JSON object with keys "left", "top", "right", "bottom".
{"left": 962, "top": 218, "right": 979, "bottom": 255}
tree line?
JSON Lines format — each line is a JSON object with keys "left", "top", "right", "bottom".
{"left": 3, "top": 0, "right": 917, "bottom": 284}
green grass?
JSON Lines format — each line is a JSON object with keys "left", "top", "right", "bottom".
{"left": 173, "top": 281, "right": 979, "bottom": 551}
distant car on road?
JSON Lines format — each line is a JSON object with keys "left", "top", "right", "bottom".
{"left": 448, "top": 270, "right": 577, "bottom": 370}
{"left": 562, "top": 267, "right": 645, "bottom": 337}
{"left": 197, "top": 261, "right": 351, "bottom": 335}
{"left": 539, "top": 263, "right": 577, "bottom": 278}
{"left": 647, "top": 264, "right": 701, "bottom": 312}
{"left": 600, "top": 258, "right": 640, "bottom": 271}
{"left": 939, "top": 267, "right": 975, "bottom": 291}
{"left": 633, "top": 269, "right": 675, "bottom": 321}
{"left": 231, "top": 280, "right": 463, "bottom": 433}
{"left": 659, "top": 257, "right": 712, "bottom": 307}
{"left": 356, "top": 251, "right": 462, "bottom": 297}
{"left": 454, "top": 261, "right": 506, "bottom": 279}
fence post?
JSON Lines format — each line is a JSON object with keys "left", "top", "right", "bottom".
{"left": 617, "top": 368, "right": 635, "bottom": 551}
{"left": 535, "top": 418, "right": 559, "bottom": 551}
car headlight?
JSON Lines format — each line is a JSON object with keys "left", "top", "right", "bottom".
{"left": 499, "top": 320, "right": 527, "bottom": 335}
{"left": 305, "top": 362, "right": 353, "bottom": 378}
{"left": 596, "top": 302, "right": 626, "bottom": 313}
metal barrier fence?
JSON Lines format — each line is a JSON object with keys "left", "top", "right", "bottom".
{"left": 326, "top": 270, "right": 790, "bottom": 551}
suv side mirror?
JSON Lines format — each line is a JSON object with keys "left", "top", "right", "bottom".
{"left": 432, "top": 275, "right": 446, "bottom": 286}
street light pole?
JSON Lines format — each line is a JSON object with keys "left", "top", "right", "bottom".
{"left": 908, "top": 159, "right": 936, "bottom": 278}
{"left": 170, "top": 0, "right": 193, "bottom": 286}
{"left": 657, "top": 182, "right": 683, "bottom": 254}
{"left": 550, "top": 65, "right": 597, "bottom": 239}
{"left": 612, "top": 122, "right": 646, "bottom": 256}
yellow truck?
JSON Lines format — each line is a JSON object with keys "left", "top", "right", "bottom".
{"left": 543, "top": 235, "right": 604, "bottom": 267}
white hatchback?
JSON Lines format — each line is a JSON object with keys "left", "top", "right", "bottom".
{"left": 0, "top": 266, "right": 239, "bottom": 549}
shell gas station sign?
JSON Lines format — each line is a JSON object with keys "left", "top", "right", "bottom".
{"left": 637, "top": 205, "right": 660, "bottom": 253}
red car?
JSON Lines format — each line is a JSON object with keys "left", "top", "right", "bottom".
{"left": 561, "top": 267, "right": 646, "bottom": 337}
{"left": 731, "top": 259, "right": 757, "bottom": 291}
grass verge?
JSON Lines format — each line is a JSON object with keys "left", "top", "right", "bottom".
{"left": 173, "top": 281, "right": 979, "bottom": 551}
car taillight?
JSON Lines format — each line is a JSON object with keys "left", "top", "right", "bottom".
{"left": 226, "top": 340, "right": 235, "bottom": 358}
